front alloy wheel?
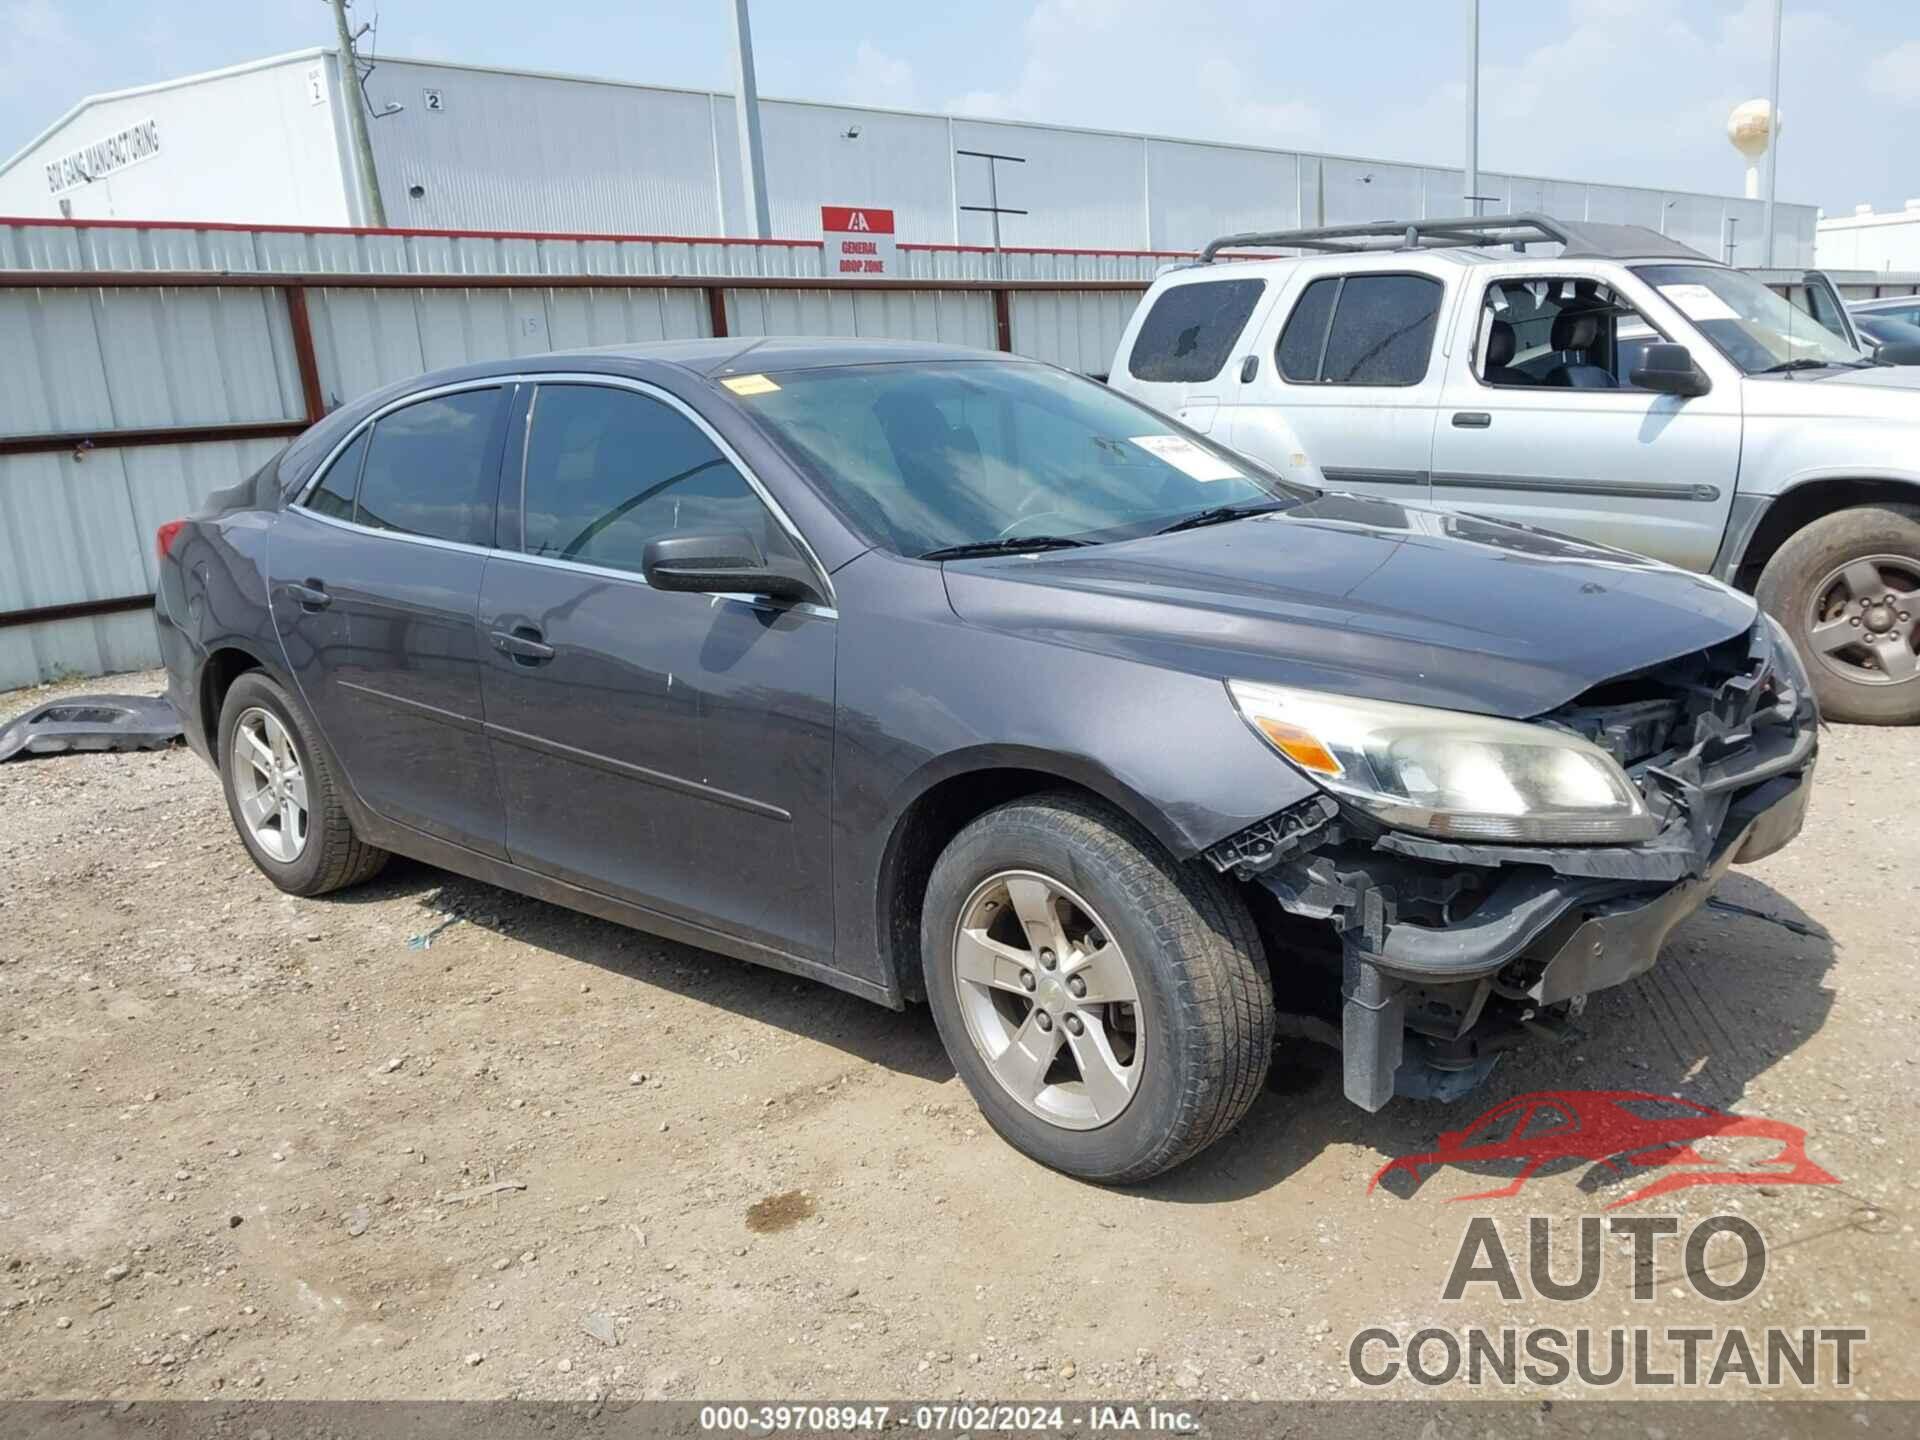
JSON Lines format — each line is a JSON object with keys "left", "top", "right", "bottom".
{"left": 1805, "top": 554, "right": 1920, "bottom": 688}
{"left": 953, "top": 870, "right": 1143, "bottom": 1130}
{"left": 1756, "top": 502, "right": 1920, "bottom": 724}
{"left": 922, "top": 793, "right": 1274, "bottom": 1184}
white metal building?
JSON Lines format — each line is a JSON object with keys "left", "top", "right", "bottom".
{"left": 1816, "top": 202, "right": 1920, "bottom": 272}
{"left": 0, "top": 48, "right": 1818, "bottom": 264}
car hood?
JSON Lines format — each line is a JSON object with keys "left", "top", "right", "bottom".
{"left": 1742, "top": 364, "right": 1920, "bottom": 418}
{"left": 940, "top": 494, "right": 1757, "bottom": 718}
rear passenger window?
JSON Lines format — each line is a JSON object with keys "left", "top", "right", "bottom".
{"left": 1276, "top": 278, "right": 1338, "bottom": 382}
{"left": 520, "top": 384, "right": 799, "bottom": 577}
{"left": 1275, "top": 274, "right": 1443, "bottom": 386}
{"left": 356, "top": 389, "right": 503, "bottom": 547}
{"left": 305, "top": 429, "right": 367, "bottom": 520}
{"left": 1127, "top": 278, "right": 1265, "bottom": 383}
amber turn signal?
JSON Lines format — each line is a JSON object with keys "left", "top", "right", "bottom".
{"left": 1251, "top": 716, "right": 1343, "bottom": 776}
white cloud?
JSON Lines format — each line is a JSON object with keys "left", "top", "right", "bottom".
{"left": 0, "top": 0, "right": 80, "bottom": 101}
{"left": 941, "top": 0, "right": 1320, "bottom": 145}
{"left": 1866, "top": 41, "right": 1920, "bottom": 107}
{"left": 845, "top": 40, "right": 918, "bottom": 110}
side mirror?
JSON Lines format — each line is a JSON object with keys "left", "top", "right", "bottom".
{"left": 1629, "top": 342, "right": 1712, "bottom": 398}
{"left": 641, "top": 530, "right": 817, "bottom": 603}
{"left": 1871, "top": 340, "right": 1920, "bottom": 367}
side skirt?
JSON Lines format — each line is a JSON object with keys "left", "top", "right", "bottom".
{"left": 353, "top": 808, "right": 903, "bottom": 1011}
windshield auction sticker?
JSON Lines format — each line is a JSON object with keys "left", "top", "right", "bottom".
{"left": 1347, "top": 1088, "right": 1873, "bottom": 1395}
{"left": 1126, "top": 434, "right": 1244, "bottom": 482}
{"left": 1658, "top": 283, "right": 1740, "bottom": 323}
{"left": 722, "top": 373, "right": 781, "bottom": 396}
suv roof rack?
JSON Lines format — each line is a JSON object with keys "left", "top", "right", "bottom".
{"left": 1198, "top": 212, "right": 1713, "bottom": 265}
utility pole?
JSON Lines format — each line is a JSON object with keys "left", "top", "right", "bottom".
{"left": 1762, "top": 0, "right": 1783, "bottom": 266}
{"left": 1464, "top": 0, "right": 1480, "bottom": 215}
{"left": 329, "top": 0, "right": 387, "bottom": 227}
{"left": 728, "top": 0, "right": 773, "bottom": 238}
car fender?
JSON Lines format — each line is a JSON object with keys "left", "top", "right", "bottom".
{"left": 1711, "top": 464, "right": 1920, "bottom": 580}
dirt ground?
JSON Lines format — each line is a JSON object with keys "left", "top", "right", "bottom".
{"left": 1, "top": 667, "right": 1914, "bottom": 1404}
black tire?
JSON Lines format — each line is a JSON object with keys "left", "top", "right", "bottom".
{"left": 921, "top": 792, "right": 1274, "bottom": 1184}
{"left": 1755, "top": 503, "right": 1920, "bottom": 725}
{"left": 217, "top": 671, "right": 388, "bottom": 896}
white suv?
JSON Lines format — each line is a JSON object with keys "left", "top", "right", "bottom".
{"left": 1109, "top": 214, "right": 1920, "bottom": 724}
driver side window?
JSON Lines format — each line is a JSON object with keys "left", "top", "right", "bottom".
{"left": 1475, "top": 278, "right": 1663, "bottom": 392}
{"left": 519, "top": 383, "right": 801, "bottom": 578}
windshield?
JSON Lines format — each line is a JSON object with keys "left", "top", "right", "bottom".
{"left": 732, "top": 361, "right": 1306, "bottom": 557}
{"left": 1636, "top": 264, "right": 1864, "bottom": 374}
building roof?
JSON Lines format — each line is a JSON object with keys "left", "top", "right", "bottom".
{"left": 4, "top": 47, "right": 1795, "bottom": 216}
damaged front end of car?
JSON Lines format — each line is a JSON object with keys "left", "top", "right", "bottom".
{"left": 1207, "top": 618, "right": 1818, "bottom": 1111}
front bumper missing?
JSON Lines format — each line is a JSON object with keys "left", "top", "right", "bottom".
{"left": 1302, "top": 770, "right": 1810, "bottom": 1112}
{"left": 1227, "top": 621, "right": 1818, "bottom": 1112}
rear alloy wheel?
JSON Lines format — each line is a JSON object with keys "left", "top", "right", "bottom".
{"left": 922, "top": 793, "right": 1274, "bottom": 1183}
{"left": 229, "top": 706, "right": 309, "bottom": 863}
{"left": 217, "top": 671, "right": 388, "bottom": 896}
{"left": 1757, "top": 504, "right": 1920, "bottom": 724}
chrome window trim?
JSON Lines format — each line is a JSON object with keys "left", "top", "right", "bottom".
{"left": 291, "top": 504, "right": 837, "bottom": 621}
{"left": 291, "top": 377, "right": 514, "bottom": 512}
{"left": 489, "top": 545, "right": 837, "bottom": 621}
{"left": 293, "top": 503, "right": 501, "bottom": 561}
{"left": 291, "top": 371, "right": 836, "bottom": 609}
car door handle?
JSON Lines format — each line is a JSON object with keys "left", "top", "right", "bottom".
{"left": 490, "top": 627, "right": 555, "bottom": 664}
{"left": 287, "top": 582, "right": 331, "bottom": 611}
{"left": 1452, "top": 411, "right": 1492, "bottom": 429}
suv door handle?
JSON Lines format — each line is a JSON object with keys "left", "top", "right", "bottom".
{"left": 1452, "top": 411, "right": 1492, "bottom": 429}
{"left": 490, "top": 627, "right": 555, "bottom": 664}
{"left": 287, "top": 582, "right": 331, "bottom": 610}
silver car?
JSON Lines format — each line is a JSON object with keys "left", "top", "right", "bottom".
{"left": 1110, "top": 214, "right": 1920, "bottom": 724}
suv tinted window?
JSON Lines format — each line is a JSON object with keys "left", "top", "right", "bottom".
{"left": 520, "top": 384, "right": 799, "bottom": 576}
{"left": 1127, "top": 278, "right": 1265, "bottom": 383}
{"left": 1276, "top": 277, "right": 1338, "bottom": 382}
{"left": 306, "top": 428, "right": 367, "bottom": 520}
{"left": 1277, "top": 274, "right": 1443, "bottom": 386}
{"left": 356, "top": 389, "right": 503, "bottom": 547}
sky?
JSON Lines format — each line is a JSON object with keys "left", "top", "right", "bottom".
{"left": 3, "top": 0, "right": 1917, "bottom": 218}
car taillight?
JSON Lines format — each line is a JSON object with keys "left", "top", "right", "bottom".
{"left": 156, "top": 520, "right": 186, "bottom": 562}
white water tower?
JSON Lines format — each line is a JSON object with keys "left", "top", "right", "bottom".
{"left": 1727, "top": 99, "right": 1779, "bottom": 200}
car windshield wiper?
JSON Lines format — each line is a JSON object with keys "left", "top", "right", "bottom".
{"left": 1153, "top": 500, "right": 1292, "bottom": 535}
{"left": 1757, "top": 358, "right": 1838, "bottom": 375}
{"left": 919, "top": 535, "right": 1092, "bottom": 561}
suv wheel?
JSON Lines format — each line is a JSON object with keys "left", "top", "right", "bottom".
{"left": 921, "top": 793, "right": 1273, "bottom": 1183}
{"left": 218, "top": 672, "right": 389, "bottom": 896}
{"left": 1756, "top": 503, "right": 1920, "bottom": 724}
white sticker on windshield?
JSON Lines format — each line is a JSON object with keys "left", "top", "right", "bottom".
{"left": 1659, "top": 283, "right": 1739, "bottom": 323}
{"left": 1126, "top": 434, "right": 1243, "bottom": 482}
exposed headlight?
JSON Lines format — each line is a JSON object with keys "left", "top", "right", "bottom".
{"left": 1761, "top": 612, "right": 1812, "bottom": 702}
{"left": 1227, "top": 680, "right": 1656, "bottom": 844}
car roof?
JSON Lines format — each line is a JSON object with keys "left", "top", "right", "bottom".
{"left": 1849, "top": 295, "right": 1920, "bottom": 313}
{"left": 1157, "top": 246, "right": 1722, "bottom": 293}
{"left": 1198, "top": 213, "right": 1712, "bottom": 266}
{"left": 537, "top": 336, "right": 1014, "bottom": 377}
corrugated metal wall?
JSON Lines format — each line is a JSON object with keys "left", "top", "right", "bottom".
{"left": 0, "top": 218, "right": 1168, "bottom": 282}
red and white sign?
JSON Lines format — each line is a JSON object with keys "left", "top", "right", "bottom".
{"left": 821, "top": 206, "right": 898, "bottom": 278}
